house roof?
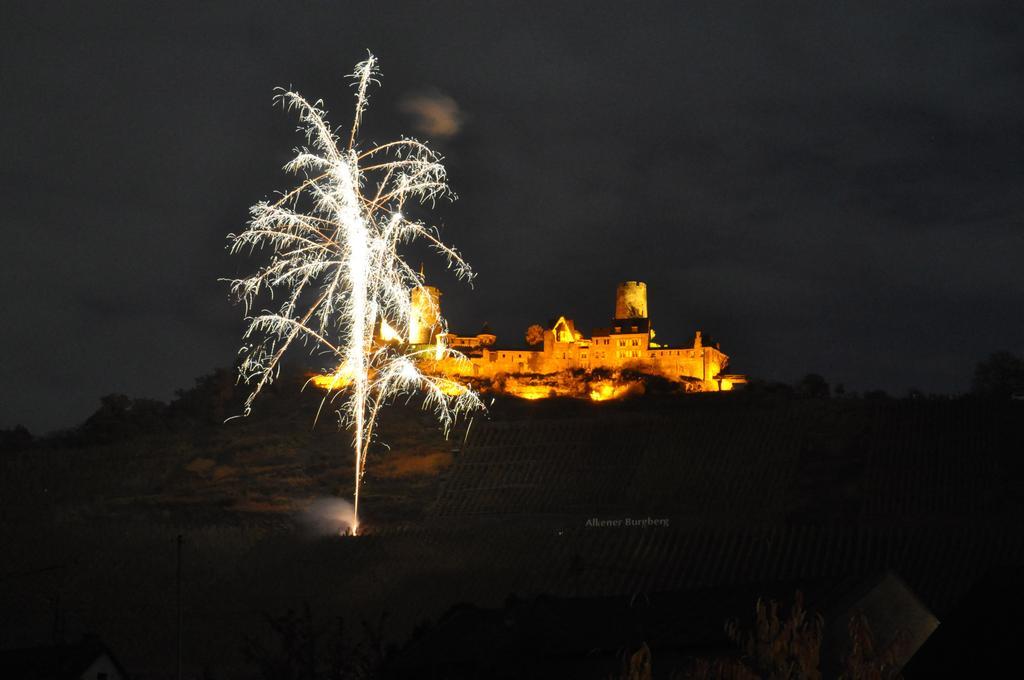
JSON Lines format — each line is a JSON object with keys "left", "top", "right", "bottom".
{"left": 0, "top": 638, "right": 128, "bottom": 680}
{"left": 547, "top": 316, "right": 577, "bottom": 332}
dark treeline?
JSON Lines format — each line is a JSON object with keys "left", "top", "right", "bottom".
{"left": 3, "top": 350, "right": 1022, "bottom": 454}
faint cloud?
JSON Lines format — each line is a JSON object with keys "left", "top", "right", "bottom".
{"left": 399, "top": 90, "right": 464, "bottom": 139}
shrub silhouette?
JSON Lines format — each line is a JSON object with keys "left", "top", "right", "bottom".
{"left": 616, "top": 592, "right": 904, "bottom": 680}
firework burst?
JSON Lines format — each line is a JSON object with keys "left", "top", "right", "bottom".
{"left": 225, "top": 54, "right": 482, "bottom": 534}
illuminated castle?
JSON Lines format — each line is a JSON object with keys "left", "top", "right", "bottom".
{"left": 414, "top": 279, "right": 744, "bottom": 392}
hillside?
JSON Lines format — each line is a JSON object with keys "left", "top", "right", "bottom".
{"left": 1, "top": 374, "right": 1021, "bottom": 677}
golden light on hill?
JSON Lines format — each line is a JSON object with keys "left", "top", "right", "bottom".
{"left": 379, "top": 320, "right": 402, "bottom": 343}
{"left": 308, "top": 364, "right": 355, "bottom": 391}
{"left": 588, "top": 380, "right": 635, "bottom": 401}
{"left": 505, "top": 384, "right": 556, "bottom": 400}
{"left": 494, "top": 373, "right": 644, "bottom": 402}
{"left": 437, "top": 380, "right": 469, "bottom": 396}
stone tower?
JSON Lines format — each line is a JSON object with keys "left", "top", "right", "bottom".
{"left": 409, "top": 283, "right": 441, "bottom": 345}
{"left": 615, "top": 280, "right": 648, "bottom": 320}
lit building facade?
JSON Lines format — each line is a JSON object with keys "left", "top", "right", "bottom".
{"left": 416, "top": 280, "right": 744, "bottom": 391}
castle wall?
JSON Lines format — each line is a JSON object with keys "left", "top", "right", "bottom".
{"left": 647, "top": 345, "right": 727, "bottom": 382}
{"left": 433, "top": 340, "right": 729, "bottom": 389}
{"left": 432, "top": 349, "right": 544, "bottom": 379}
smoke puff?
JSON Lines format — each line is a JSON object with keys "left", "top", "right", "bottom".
{"left": 301, "top": 497, "right": 356, "bottom": 536}
{"left": 399, "top": 91, "right": 464, "bottom": 139}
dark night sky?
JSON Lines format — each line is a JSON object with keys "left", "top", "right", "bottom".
{"left": 2, "top": 1, "right": 1022, "bottom": 433}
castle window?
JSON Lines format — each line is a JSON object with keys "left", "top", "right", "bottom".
{"left": 631, "top": 326, "right": 637, "bottom": 332}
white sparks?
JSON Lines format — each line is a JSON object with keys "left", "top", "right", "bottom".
{"left": 225, "top": 53, "right": 482, "bottom": 535}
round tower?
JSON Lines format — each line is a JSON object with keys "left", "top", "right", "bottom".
{"left": 615, "top": 280, "right": 648, "bottom": 319}
{"left": 409, "top": 285, "right": 441, "bottom": 345}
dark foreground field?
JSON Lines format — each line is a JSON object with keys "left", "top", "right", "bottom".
{"left": 2, "top": 375, "right": 1022, "bottom": 677}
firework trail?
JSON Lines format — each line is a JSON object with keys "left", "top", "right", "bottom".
{"left": 226, "top": 53, "right": 482, "bottom": 534}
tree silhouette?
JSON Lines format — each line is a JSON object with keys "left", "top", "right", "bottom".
{"left": 972, "top": 351, "right": 1024, "bottom": 399}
